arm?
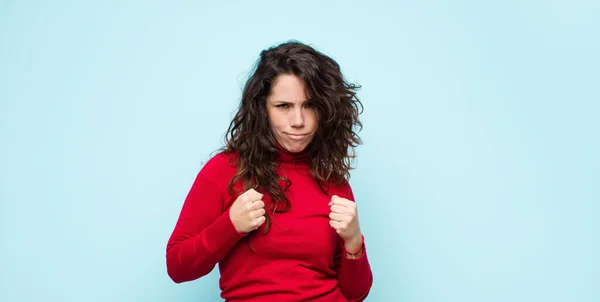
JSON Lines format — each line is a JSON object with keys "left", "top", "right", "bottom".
{"left": 166, "top": 161, "right": 245, "bottom": 283}
{"left": 331, "top": 185, "right": 373, "bottom": 301}
{"left": 335, "top": 235, "right": 373, "bottom": 301}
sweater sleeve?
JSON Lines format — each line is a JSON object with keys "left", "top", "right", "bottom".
{"left": 335, "top": 185, "right": 373, "bottom": 301}
{"left": 166, "top": 156, "right": 245, "bottom": 283}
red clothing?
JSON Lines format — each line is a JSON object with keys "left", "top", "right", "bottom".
{"left": 166, "top": 146, "right": 373, "bottom": 301}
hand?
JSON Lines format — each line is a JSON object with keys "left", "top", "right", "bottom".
{"left": 229, "top": 189, "right": 266, "bottom": 234}
{"left": 328, "top": 195, "right": 363, "bottom": 251}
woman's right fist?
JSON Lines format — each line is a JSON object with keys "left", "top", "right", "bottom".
{"left": 229, "top": 189, "right": 266, "bottom": 234}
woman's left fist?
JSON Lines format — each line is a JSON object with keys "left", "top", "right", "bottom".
{"left": 328, "top": 195, "right": 362, "bottom": 243}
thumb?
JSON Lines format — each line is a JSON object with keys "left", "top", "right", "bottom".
{"left": 328, "top": 195, "right": 340, "bottom": 206}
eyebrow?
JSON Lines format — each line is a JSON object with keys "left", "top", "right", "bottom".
{"left": 272, "top": 99, "right": 312, "bottom": 104}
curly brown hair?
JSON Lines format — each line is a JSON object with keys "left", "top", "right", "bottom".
{"left": 221, "top": 40, "right": 363, "bottom": 235}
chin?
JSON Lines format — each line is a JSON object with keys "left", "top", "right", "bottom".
{"left": 283, "top": 142, "right": 308, "bottom": 153}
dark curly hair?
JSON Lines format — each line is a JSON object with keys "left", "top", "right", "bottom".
{"left": 222, "top": 40, "right": 363, "bottom": 235}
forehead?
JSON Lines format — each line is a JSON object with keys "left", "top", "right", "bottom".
{"left": 267, "top": 74, "right": 308, "bottom": 102}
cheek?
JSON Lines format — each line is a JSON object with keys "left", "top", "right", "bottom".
{"left": 267, "top": 110, "right": 283, "bottom": 131}
{"left": 271, "top": 117, "right": 284, "bottom": 131}
{"left": 308, "top": 112, "right": 319, "bottom": 130}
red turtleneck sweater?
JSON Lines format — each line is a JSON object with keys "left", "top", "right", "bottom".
{"left": 166, "top": 147, "right": 373, "bottom": 301}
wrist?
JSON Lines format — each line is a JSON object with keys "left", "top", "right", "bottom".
{"left": 346, "top": 233, "right": 362, "bottom": 247}
{"left": 343, "top": 234, "right": 364, "bottom": 258}
{"left": 228, "top": 209, "right": 245, "bottom": 235}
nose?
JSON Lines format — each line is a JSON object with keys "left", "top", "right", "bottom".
{"left": 290, "top": 107, "right": 304, "bottom": 128}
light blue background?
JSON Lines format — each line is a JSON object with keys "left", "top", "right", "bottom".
{"left": 1, "top": 1, "right": 598, "bottom": 301}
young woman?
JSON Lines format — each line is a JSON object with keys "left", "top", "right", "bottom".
{"left": 166, "top": 41, "right": 373, "bottom": 301}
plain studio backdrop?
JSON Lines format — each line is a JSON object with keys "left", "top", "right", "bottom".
{"left": 1, "top": 1, "right": 598, "bottom": 301}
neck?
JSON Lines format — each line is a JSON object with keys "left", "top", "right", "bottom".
{"left": 275, "top": 140, "right": 309, "bottom": 164}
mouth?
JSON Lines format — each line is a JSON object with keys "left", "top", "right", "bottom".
{"left": 286, "top": 133, "right": 308, "bottom": 140}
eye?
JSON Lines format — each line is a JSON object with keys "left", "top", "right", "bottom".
{"left": 304, "top": 102, "right": 315, "bottom": 108}
{"left": 276, "top": 104, "right": 290, "bottom": 109}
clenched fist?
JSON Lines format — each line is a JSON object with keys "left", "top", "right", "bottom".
{"left": 328, "top": 195, "right": 363, "bottom": 253}
{"left": 229, "top": 189, "right": 266, "bottom": 234}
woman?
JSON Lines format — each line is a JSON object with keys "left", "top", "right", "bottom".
{"left": 166, "top": 41, "right": 373, "bottom": 301}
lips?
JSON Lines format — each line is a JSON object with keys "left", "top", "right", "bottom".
{"left": 286, "top": 133, "right": 307, "bottom": 140}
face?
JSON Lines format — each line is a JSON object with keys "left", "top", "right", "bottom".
{"left": 266, "top": 74, "right": 318, "bottom": 153}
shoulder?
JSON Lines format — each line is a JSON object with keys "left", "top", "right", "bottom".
{"left": 326, "top": 178, "right": 355, "bottom": 201}
{"left": 197, "top": 151, "right": 239, "bottom": 184}
{"left": 203, "top": 150, "right": 238, "bottom": 168}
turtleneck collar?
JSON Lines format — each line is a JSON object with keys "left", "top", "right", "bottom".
{"left": 274, "top": 139, "right": 310, "bottom": 164}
